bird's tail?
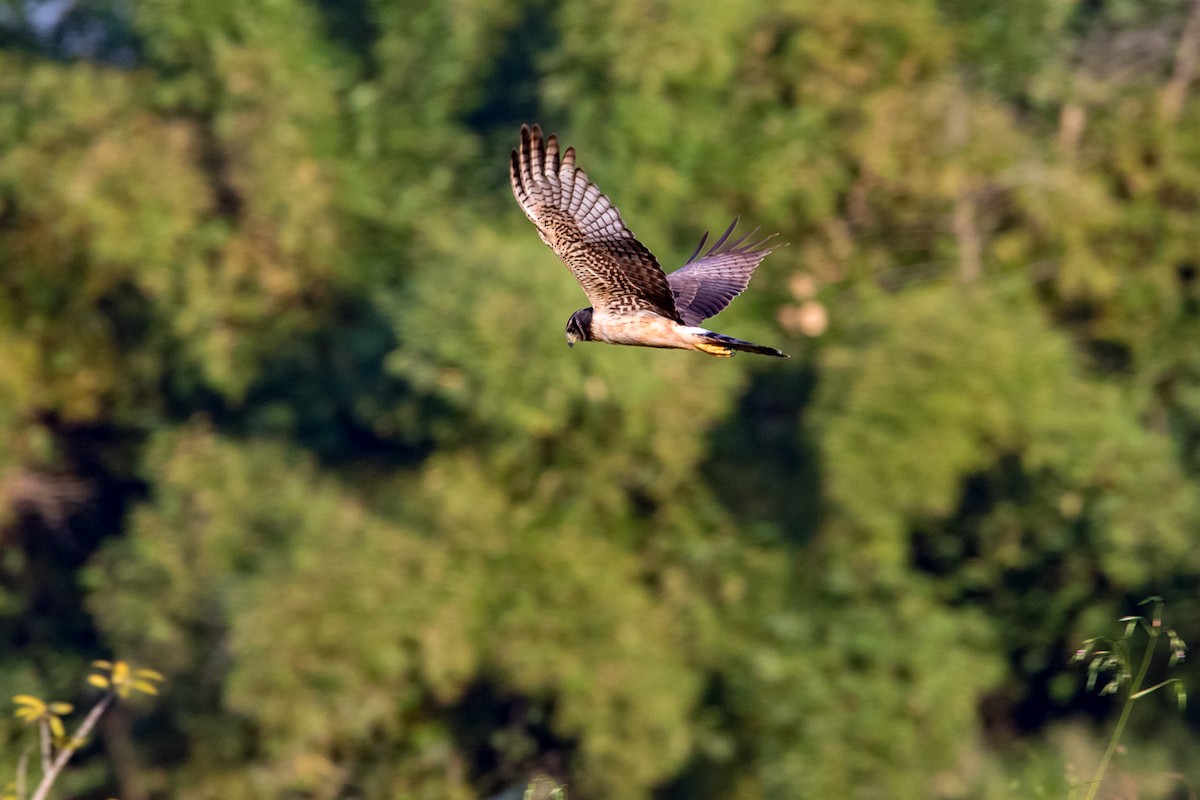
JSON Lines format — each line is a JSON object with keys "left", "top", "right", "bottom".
{"left": 698, "top": 331, "right": 789, "bottom": 358}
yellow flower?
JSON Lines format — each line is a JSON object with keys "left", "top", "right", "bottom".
{"left": 88, "top": 660, "right": 165, "bottom": 698}
{"left": 12, "top": 695, "right": 74, "bottom": 739}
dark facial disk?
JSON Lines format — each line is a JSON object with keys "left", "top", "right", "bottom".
{"left": 565, "top": 307, "right": 594, "bottom": 347}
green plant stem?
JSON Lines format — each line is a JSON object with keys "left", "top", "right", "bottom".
{"left": 1083, "top": 630, "right": 1157, "bottom": 800}
{"left": 16, "top": 744, "right": 32, "bottom": 800}
{"left": 29, "top": 694, "right": 113, "bottom": 800}
{"left": 37, "top": 721, "right": 50, "bottom": 776}
{"left": 1130, "top": 679, "right": 1177, "bottom": 699}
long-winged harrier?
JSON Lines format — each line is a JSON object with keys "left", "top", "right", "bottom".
{"left": 509, "top": 124, "right": 787, "bottom": 358}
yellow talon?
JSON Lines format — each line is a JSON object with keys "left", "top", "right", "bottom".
{"left": 696, "top": 343, "right": 734, "bottom": 357}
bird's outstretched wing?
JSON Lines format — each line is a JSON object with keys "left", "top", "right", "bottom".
{"left": 667, "top": 218, "right": 778, "bottom": 326}
{"left": 510, "top": 124, "right": 680, "bottom": 321}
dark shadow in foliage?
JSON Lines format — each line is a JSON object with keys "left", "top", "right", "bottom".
{"left": 313, "top": 0, "right": 382, "bottom": 78}
{"left": 703, "top": 363, "right": 822, "bottom": 546}
{"left": 96, "top": 280, "right": 156, "bottom": 355}
{"left": 653, "top": 673, "right": 745, "bottom": 800}
{"left": 464, "top": 0, "right": 563, "bottom": 197}
{"left": 162, "top": 295, "right": 440, "bottom": 468}
{"left": 1083, "top": 338, "right": 1134, "bottom": 376}
{"left": 1, "top": 416, "right": 146, "bottom": 667}
{"left": 909, "top": 453, "right": 1101, "bottom": 737}
{"left": 1163, "top": 261, "right": 1200, "bottom": 474}
{"left": 463, "top": 1, "right": 556, "bottom": 132}
{"left": 446, "top": 681, "right": 572, "bottom": 798}
{"left": 195, "top": 112, "right": 247, "bottom": 223}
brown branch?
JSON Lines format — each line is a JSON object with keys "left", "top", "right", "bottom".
{"left": 16, "top": 744, "right": 32, "bottom": 800}
{"left": 38, "top": 721, "right": 51, "bottom": 775}
{"left": 952, "top": 188, "right": 982, "bottom": 283}
{"left": 1161, "top": 0, "right": 1200, "bottom": 123}
{"left": 947, "top": 83, "right": 982, "bottom": 283}
{"left": 1057, "top": 103, "right": 1086, "bottom": 158}
{"left": 29, "top": 694, "right": 114, "bottom": 800}
{"left": 0, "top": 469, "right": 91, "bottom": 531}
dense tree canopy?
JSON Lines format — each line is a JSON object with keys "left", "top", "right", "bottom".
{"left": 2, "top": 0, "right": 1200, "bottom": 798}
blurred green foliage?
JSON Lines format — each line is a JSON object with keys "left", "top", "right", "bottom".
{"left": 2, "top": 0, "right": 1200, "bottom": 797}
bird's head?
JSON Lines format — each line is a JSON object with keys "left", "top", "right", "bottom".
{"left": 565, "top": 307, "right": 594, "bottom": 348}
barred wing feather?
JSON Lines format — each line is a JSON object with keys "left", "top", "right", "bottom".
{"left": 509, "top": 124, "right": 680, "bottom": 321}
{"left": 667, "top": 218, "right": 778, "bottom": 326}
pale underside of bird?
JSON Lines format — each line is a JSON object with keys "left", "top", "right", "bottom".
{"left": 509, "top": 124, "right": 788, "bottom": 358}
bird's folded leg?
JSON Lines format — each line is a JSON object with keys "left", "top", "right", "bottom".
{"left": 695, "top": 342, "right": 734, "bottom": 357}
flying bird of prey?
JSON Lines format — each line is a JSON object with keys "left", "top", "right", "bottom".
{"left": 509, "top": 124, "right": 787, "bottom": 358}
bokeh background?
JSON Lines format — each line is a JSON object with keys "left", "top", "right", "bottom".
{"left": 2, "top": 0, "right": 1200, "bottom": 798}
